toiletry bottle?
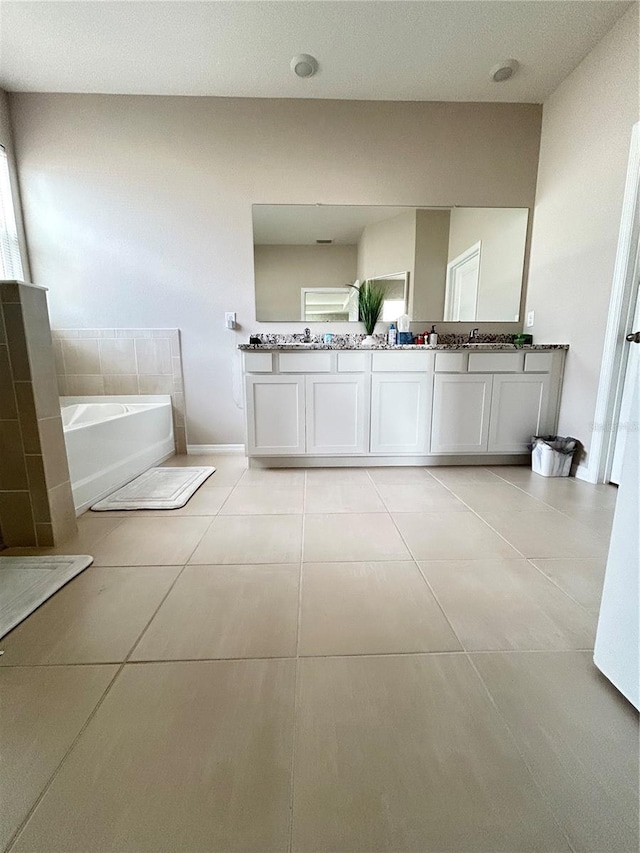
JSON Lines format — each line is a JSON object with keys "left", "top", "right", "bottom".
{"left": 429, "top": 325, "right": 438, "bottom": 346}
{"left": 388, "top": 323, "right": 397, "bottom": 346}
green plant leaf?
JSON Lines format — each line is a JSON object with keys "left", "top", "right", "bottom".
{"left": 348, "top": 280, "right": 385, "bottom": 335}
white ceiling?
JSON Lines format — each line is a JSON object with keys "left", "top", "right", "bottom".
{"left": 0, "top": 1, "right": 632, "bottom": 102}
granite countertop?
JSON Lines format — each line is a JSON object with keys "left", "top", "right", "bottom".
{"left": 238, "top": 342, "right": 569, "bottom": 352}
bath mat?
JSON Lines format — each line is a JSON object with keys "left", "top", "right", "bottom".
{"left": 0, "top": 556, "right": 93, "bottom": 639}
{"left": 90, "top": 466, "right": 216, "bottom": 511}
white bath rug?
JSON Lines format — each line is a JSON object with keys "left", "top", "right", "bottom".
{"left": 90, "top": 466, "right": 216, "bottom": 511}
{"left": 0, "top": 556, "right": 93, "bottom": 639}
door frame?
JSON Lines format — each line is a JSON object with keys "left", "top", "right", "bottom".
{"left": 444, "top": 241, "right": 481, "bottom": 321}
{"left": 589, "top": 121, "right": 640, "bottom": 484}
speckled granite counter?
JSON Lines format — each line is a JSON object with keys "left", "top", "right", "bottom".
{"left": 238, "top": 342, "right": 569, "bottom": 351}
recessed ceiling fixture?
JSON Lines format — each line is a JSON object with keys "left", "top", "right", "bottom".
{"left": 490, "top": 59, "right": 519, "bottom": 82}
{"left": 291, "top": 54, "right": 318, "bottom": 78}
{"left": 316, "top": 239, "right": 333, "bottom": 244}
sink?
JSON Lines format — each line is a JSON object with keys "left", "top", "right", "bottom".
{"left": 284, "top": 342, "right": 318, "bottom": 347}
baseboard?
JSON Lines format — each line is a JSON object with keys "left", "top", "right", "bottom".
{"left": 187, "top": 444, "right": 245, "bottom": 455}
{"left": 574, "top": 462, "right": 596, "bottom": 483}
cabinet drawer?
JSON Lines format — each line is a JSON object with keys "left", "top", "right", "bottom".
{"left": 278, "top": 352, "right": 332, "bottom": 373}
{"left": 434, "top": 352, "right": 467, "bottom": 373}
{"left": 524, "top": 352, "right": 554, "bottom": 373}
{"left": 372, "top": 351, "right": 432, "bottom": 372}
{"left": 244, "top": 352, "right": 273, "bottom": 373}
{"left": 338, "top": 352, "right": 370, "bottom": 372}
{"left": 468, "top": 352, "right": 523, "bottom": 373}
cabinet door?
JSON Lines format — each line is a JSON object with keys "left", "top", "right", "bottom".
{"left": 370, "top": 374, "right": 431, "bottom": 454}
{"left": 488, "top": 374, "right": 551, "bottom": 453}
{"left": 245, "top": 375, "right": 305, "bottom": 455}
{"left": 431, "top": 374, "right": 492, "bottom": 453}
{"left": 305, "top": 375, "right": 369, "bottom": 454}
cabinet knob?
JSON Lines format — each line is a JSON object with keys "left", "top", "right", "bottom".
{"left": 625, "top": 331, "right": 640, "bottom": 343}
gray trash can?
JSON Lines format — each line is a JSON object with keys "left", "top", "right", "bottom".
{"left": 529, "top": 435, "right": 577, "bottom": 477}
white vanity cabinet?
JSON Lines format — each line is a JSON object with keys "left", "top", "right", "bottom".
{"left": 306, "top": 374, "right": 369, "bottom": 454}
{"left": 242, "top": 346, "right": 565, "bottom": 464}
{"left": 245, "top": 375, "right": 305, "bottom": 455}
{"left": 430, "top": 374, "right": 492, "bottom": 453}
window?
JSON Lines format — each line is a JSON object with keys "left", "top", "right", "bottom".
{"left": 0, "top": 145, "right": 24, "bottom": 280}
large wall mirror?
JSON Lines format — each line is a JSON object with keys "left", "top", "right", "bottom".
{"left": 253, "top": 204, "right": 529, "bottom": 323}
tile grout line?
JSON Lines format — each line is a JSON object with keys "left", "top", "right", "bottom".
{"left": 464, "top": 652, "right": 579, "bottom": 853}
{"left": 5, "top": 557, "right": 195, "bottom": 852}
{"left": 288, "top": 469, "right": 306, "bottom": 853}
{"left": 524, "top": 557, "right": 601, "bottom": 617}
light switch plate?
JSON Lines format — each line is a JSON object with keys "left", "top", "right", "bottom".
{"left": 225, "top": 312, "right": 236, "bottom": 330}
{"left": 526, "top": 310, "right": 535, "bottom": 328}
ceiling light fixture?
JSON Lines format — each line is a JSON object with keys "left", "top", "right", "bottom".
{"left": 490, "top": 59, "right": 519, "bottom": 82}
{"left": 291, "top": 54, "right": 318, "bottom": 78}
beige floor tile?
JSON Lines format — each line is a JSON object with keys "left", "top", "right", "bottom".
{"left": 239, "top": 468, "right": 305, "bottom": 486}
{"left": 220, "top": 485, "right": 304, "bottom": 515}
{"left": 376, "top": 483, "right": 468, "bottom": 512}
{"left": 132, "top": 564, "right": 299, "bottom": 660}
{"left": 448, "top": 482, "right": 552, "bottom": 513}
{"left": 473, "top": 651, "right": 639, "bottom": 852}
{"left": 530, "top": 557, "right": 607, "bottom": 611}
{"left": 481, "top": 510, "right": 610, "bottom": 558}
{"left": 11, "top": 660, "right": 295, "bottom": 853}
{"left": 189, "top": 514, "right": 302, "bottom": 564}
{"left": 299, "top": 562, "right": 460, "bottom": 655}
{"left": 293, "top": 655, "right": 570, "bottom": 852}
{"left": 0, "top": 566, "right": 180, "bottom": 665}
{"left": 303, "top": 513, "right": 409, "bottom": 562}
{"left": 556, "top": 505, "right": 615, "bottom": 538}
{"left": 392, "top": 511, "right": 522, "bottom": 560}
{"left": 489, "top": 468, "right": 618, "bottom": 510}
{"left": 304, "top": 482, "right": 385, "bottom": 513}
{"left": 91, "top": 516, "right": 212, "bottom": 566}
{"left": 305, "top": 467, "right": 372, "bottom": 484}
{"left": 0, "top": 665, "right": 117, "bottom": 851}
{"left": 430, "top": 466, "right": 503, "bottom": 485}
{"left": 367, "top": 466, "right": 436, "bottom": 485}
{"left": 420, "top": 559, "right": 596, "bottom": 650}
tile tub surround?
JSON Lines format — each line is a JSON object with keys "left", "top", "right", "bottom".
{"left": 0, "top": 459, "right": 636, "bottom": 853}
{"left": 52, "top": 328, "right": 187, "bottom": 453}
{"left": 0, "top": 281, "right": 76, "bottom": 546}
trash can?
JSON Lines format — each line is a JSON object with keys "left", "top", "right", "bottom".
{"left": 529, "top": 435, "right": 577, "bottom": 477}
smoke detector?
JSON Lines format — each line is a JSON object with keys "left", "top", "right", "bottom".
{"left": 490, "top": 59, "right": 519, "bottom": 82}
{"left": 291, "top": 54, "right": 318, "bottom": 78}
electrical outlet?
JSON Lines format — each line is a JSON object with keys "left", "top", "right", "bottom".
{"left": 526, "top": 310, "right": 535, "bottom": 328}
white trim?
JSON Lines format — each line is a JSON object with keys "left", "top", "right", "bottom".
{"left": 590, "top": 122, "right": 640, "bottom": 484}
{"left": 444, "top": 241, "right": 481, "bottom": 321}
{"left": 574, "top": 463, "right": 592, "bottom": 483}
{"left": 187, "top": 444, "right": 245, "bottom": 455}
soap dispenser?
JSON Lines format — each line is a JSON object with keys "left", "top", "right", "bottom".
{"left": 429, "top": 325, "right": 438, "bottom": 346}
{"left": 388, "top": 323, "right": 397, "bottom": 346}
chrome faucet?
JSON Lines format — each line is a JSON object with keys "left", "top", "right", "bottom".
{"left": 303, "top": 327, "right": 312, "bottom": 343}
{"left": 468, "top": 327, "right": 480, "bottom": 343}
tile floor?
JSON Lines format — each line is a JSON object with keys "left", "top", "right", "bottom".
{"left": 0, "top": 458, "right": 637, "bottom": 852}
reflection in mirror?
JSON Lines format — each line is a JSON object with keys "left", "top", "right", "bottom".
{"left": 253, "top": 205, "right": 528, "bottom": 323}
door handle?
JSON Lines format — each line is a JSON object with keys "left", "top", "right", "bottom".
{"left": 626, "top": 331, "right": 640, "bottom": 343}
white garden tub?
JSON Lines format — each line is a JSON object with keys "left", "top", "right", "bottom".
{"left": 60, "top": 396, "right": 175, "bottom": 513}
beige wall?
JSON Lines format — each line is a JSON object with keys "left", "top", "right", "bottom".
{"left": 448, "top": 207, "right": 528, "bottom": 322}
{"left": 10, "top": 96, "right": 542, "bottom": 444}
{"left": 255, "top": 244, "right": 357, "bottom": 321}
{"left": 413, "top": 209, "right": 451, "bottom": 322}
{"left": 525, "top": 6, "right": 639, "bottom": 468}
{"left": 0, "top": 90, "right": 31, "bottom": 282}
{"left": 357, "top": 210, "right": 416, "bottom": 283}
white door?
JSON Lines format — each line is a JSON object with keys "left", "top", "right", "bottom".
{"left": 306, "top": 374, "right": 369, "bottom": 454}
{"left": 431, "top": 374, "right": 491, "bottom": 454}
{"left": 370, "top": 373, "right": 431, "bottom": 454}
{"left": 610, "top": 270, "right": 640, "bottom": 484}
{"left": 444, "top": 242, "right": 481, "bottom": 321}
{"left": 594, "top": 364, "right": 639, "bottom": 709}
{"left": 488, "top": 374, "right": 551, "bottom": 453}
{"left": 245, "top": 375, "right": 305, "bottom": 455}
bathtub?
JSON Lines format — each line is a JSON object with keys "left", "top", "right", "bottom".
{"left": 60, "top": 396, "right": 175, "bottom": 514}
